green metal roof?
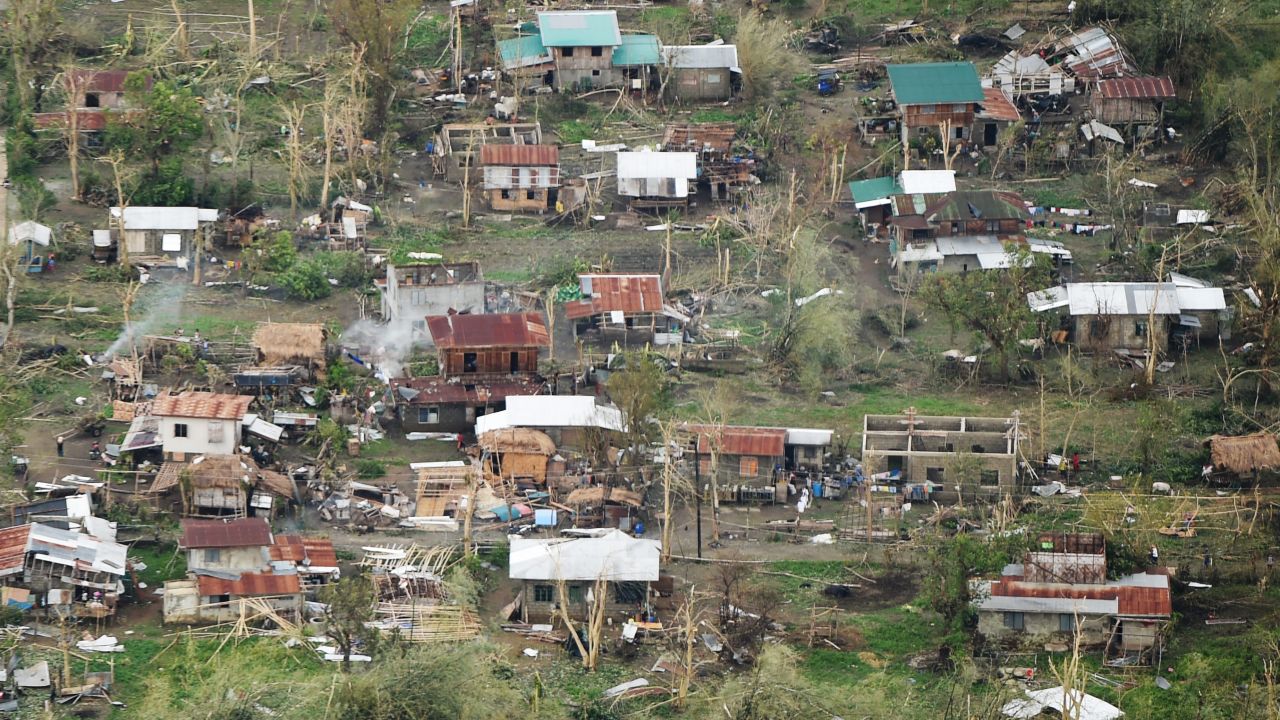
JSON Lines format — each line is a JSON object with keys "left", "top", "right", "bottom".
{"left": 498, "top": 35, "right": 551, "bottom": 69}
{"left": 926, "top": 190, "right": 1029, "bottom": 222}
{"left": 848, "top": 176, "right": 902, "bottom": 206}
{"left": 886, "top": 62, "right": 984, "bottom": 105}
{"left": 612, "top": 34, "right": 660, "bottom": 67}
{"left": 536, "top": 10, "right": 621, "bottom": 47}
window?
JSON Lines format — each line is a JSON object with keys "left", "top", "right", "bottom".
{"left": 926, "top": 467, "right": 945, "bottom": 482}
{"left": 208, "top": 421, "right": 224, "bottom": 443}
{"left": 568, "top": 585, "right": 584, "bottom": 604}
{"left": 1059, "top": 614, "right": 1076, "bottom": 632}
{"left": 952, "top": 103, "right": 969, "bottom": 113}
{"left": 981, "top": 470, "right": 1000, "bottom": 487}
{"left": 1134, "top": 320, "right": 1148, "bottom": 337}
{"left": 510, "top": 351, "right": 521, "bottom": 372}
{"left": 614, "top": 581, "right": 646, "bottom": 603}
{"left": 918, "top": 104, "right": 936, "bottom": 114}
{"left": 412, "top": 320, "right": 425, "bottom": 332}
{"left": 526, "top": 189, "right": 537, "bottom": 200}
{"left": 950, "top": 222, "right": 961, "bottom": 234}
{"left": 85, "top": 93, "right": 100, "bottom": 108}
{"left": 205, "top": 548, "right": 221, "bottom": 564}
{"left": 174, "top": 423, "right": 189, "bottom": 438}
{"left": 562, "top": 47, "right": 574, "bottom": 57}
{"left": 533, "top": 584, "right": 554, "bottom": 603}
{"left": 592, "top": 69, "right": 600, "bottom": 76}
{"left": 162, "top": 233, "right": 182, "bottom": 252}
{"left": 954, "top": 126, "right": 965, "bottom": 139}
{"left": 1090, "top": 319, "right": 1108, "bottom": 339}
{"left": 463, "top": 352, "right": 478, "bottom": 372}
{"left": 590, "top": 46, "right": 603, "bottom": 57}
{"left": 500, "top": 189, "right": 511, "bottom": 199}
{"left": 739, "top": 456, "right": 759, "bottom": 477}
{"left": 1003, "top": 612, "right": 1024, "bottom": 630}
{"left": 418, "top": 406, "right": 440, "bottom": 425}
{"left": 986, "top": 220, "right": 999, "bottom": 233}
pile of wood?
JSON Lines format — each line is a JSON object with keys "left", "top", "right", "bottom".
{"left": 371, "top": 603, "right": 481, "bottom": 642}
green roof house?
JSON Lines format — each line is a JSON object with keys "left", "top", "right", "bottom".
{"left": 886, "top": 62, "right": 985, "bottom": 139}
{"left": 534, "top": 11, "right": 636, "bottom": 91}
{"left": 612, "top": 35, "right": 661, "bottom": 67}
{"left": 498, "top": 35, "right": 553, "bottom": 72}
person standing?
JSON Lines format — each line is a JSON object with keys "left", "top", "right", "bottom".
{"left": 56, "top": 435, "right": 65, "bottom": 457}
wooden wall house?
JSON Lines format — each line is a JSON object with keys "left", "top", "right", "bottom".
{"left": 660, "top": 45, "right": 740, "bottom": 101}
{"left": 425, "top": 312, "right": 550, "bottom": 379}
{"left": 1090, "top": 76, "right": 1175, "bottom": 140}
{"left": 887, "top": 62, "right": 985, "bottom": 143}
{"left": 537, "top": 11, "right": 623, "bottom": 91}
{"left": 480, "top": 144, "right": 560, "bottom": 212}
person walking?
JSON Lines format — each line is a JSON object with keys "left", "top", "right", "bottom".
{"left": 56, "top": 435, "right": 65, "bottom": 457}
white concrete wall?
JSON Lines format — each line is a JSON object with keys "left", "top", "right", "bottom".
{"left": 186, "top": 546, "right": 268, "bottom": 573}
{"left": 161, "top": 416, "right": 242, "bottom": 458}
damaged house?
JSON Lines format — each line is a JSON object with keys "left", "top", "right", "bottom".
{"left": 375, "top": 260, "right": 485, "bottom": 341}
{"left": 0, "top": 522, "right": 128, "bottom": 619}
{"left": 886, "top": 62, "right": 985, "bottom": 143}
{"left": 250, "top": 322, "right": 328, "bottom": 378}
{"left": 888, "top": 190, "right": 1032, "bottom": 276}
{"left": 480, "top": 144, "right": 561, "bottom": 213}
{"left": 1089, "top": 76, "right": 1175, "bottom": 141}
{"left": 149, "top": 454, "right": 295, "bottom": 518}
{"left": 477, "top": 395, "right": 625, "bottom": 451}
{"left": 861, "top": 410, "right": 1022, "bottom": 496}
{"left": 390, "top": 375, "right": 543, "bottom": 435}
{"left": 164, "top": 518, "right": 303, "bottom": 624}
{"left": 101, "top": 206, "right": 219, "bottom": 264}
{"left": 682, "top": 424, "right": 834, "bottom": 501}
{"left": 152, "top": 391, "right": 255, "bottom": 460}
{"left": 509, "top": 529, "right": 660, "bottom": 623}
{"left": 660, "top": 123, "right": 757, "bottom": 200}
{"left": 616, "top": 150, "right": 699, "bottom": 210}
{"left": 1204, "top": 433, "right": 1280, "bottom": 485}
{"left": 1028, "top": 280, "right": 1227, "bottom": 353}
{"left": 977, "top": 532, "right": 1172, "bottom": 656}
{"left": 563, "top": 273, "right": 685, "bottom": 346}
{"left": 848, "top": 169, "right": 956, "bottom": 235}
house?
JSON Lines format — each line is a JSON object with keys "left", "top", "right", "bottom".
{"left": 105, "top": 206, "right": 219, "bottom": 262}
{"left": 68, "top": 69, "right": 138, "bottom": 109}
{"left": 476, "top": 395, "right": 625, "bottom": 449}
{"left": 886, "top": 62, "right": 985, "bottom": 142}
{"left": 976, "top": 532, "right": 1171, "bottom": 654}
{"left": 974, "top": 87, "right": 1022, "bottom": 148}
{"left": 861, "top": 410, "right": 1023, "bottom": 496}
{"left": 616, "top": 151, "right": 699, "bottom": 209}
{"left": 152, "top": 391, "right": 255, "bottom": 460}
{"left": 251, "top": 322, "right": 327, "bottom": 374}
{"left": 178, "top": 517, "right": 274, "bottom": 573}
{"left": 150, "top": 454, "right": 294, "bottom": 518}
{"left": 8, "top": 221, "right": 51, "bottom": 274}
{"left": 31, "top": 70, "right": 148, "bottom": 136}
{"left": 682, "top": 424, "right": 833, "bottom": 500}
{"left": 436, "top": 122, "right": 543, "bottom": 177}
{"left": 497, "top": 34, "right": 555, "bottom": 86}
{"left": 0, "top": 523, "right": 129, "bottom": 618}
{"left": 1027, "top": 281, "right": 1227, "bottom": 352}
{"left": 390, "top": 375, "right": 543, "bottom": 434}
{"left": 425, "top": 312, "right": 549, "bottom": 378}
{"left": 613, "top": 34, "right": 661, "bottom": 92}
{"left": 375, "top": 260, "right": 485, "bottom": 342}
{"left": 563, "top": 273, "right": 684, "bottom": 345}
{"left": 888, "top": 190, "right": 1031, "bottom": 275}
{"left": 848, "top": 169, "right": 956, "bottom": 234}
{"left": 660, "top": 44, "right": 740, "bottom": 101}
{"left": 660, "top": 123, "right": 757, "bottom": 200}
{"left": 480, "top": 144, "right": 560, "bottom": 212}
{"left": 1090, "top": 76, "right": 1175, "bottom": 139}
{"left": 1204, "top": 433, "right": 1280, "bottom": 485}
{"left": 536, "top": 11, "right": 623, "bottom": 91}
{"left": 509, "top": 529, "right": 660, "bottom": 622}
{"left": 268, "top": 534, "right": 340, "bottom": 591}
{"left": 479, "top": 427, "right": 558, "bottom": 488}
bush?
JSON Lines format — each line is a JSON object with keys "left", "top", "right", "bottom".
{"left": 278, "top": 258, "right": 332, "bottom": 300}
{"left": 355, "top": 458, "right": 386, "bottom": 479}
{"left": 253, "top": 231, "right": 299, "bottom": 274}
{"left": 310, "top": 251, "right": 369, "bottom": 288}
{"left": 131, "top": 158, "right": 194, "bottom": 206}
{"left": 83, "top": 265, "right": 133, "bottom": 283}
{"left": 13, "top": 176, "right": 56, "bottom": 220}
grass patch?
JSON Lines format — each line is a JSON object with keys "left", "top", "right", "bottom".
{"left": 130, "top": 542, "right": 187, "bottom": 587}
{"left": 850, "top": 605, "right": 941, "bottom": 658}
{"left": 802, "top": 647, "right": 872, "bottom": 686}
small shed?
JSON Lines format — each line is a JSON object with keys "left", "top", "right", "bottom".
{"left": 1205, "top": 433, "right": 1280, "bottom": 484}
{"left": 1091, "top": 76, "right": 1175, "bottom": 128}
{"left": 479, "top": 427, "right": 557, "bottom": 487}
{"left": 660, "top": 44, "right": 740, "bottom": 101}
{"left": 8, "top": 221, "right": 51, "bottom": 273}
{"left": 975, "top": 87, "right": 1021, "bottom": 147}
{"left": 480, "top": 144, "right": 560, "bottom": 212}
{"left": 251, "top": 322, "right": 328, "bottom": 371}
{"left": 152, "top": 455, "right": 257, "bottom": 518}
{"left": 616, "top": 151, "right": 699, "bottom": 209}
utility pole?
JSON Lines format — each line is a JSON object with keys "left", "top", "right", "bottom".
{"left": 694, "top": 442, "right": 702, "bottom": 559}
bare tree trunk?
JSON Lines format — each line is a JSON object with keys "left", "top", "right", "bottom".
{"left": 247, "top": 0, "right": 257, "bottom": 58}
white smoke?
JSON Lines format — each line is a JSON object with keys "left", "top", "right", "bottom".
{"left": 340, "top": 316, "right": 427, "bottom": 379}
{"left": 103, "top": 280, "right": 191, "bottom": 359}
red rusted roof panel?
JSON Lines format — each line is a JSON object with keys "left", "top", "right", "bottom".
{"left": 270, "top": 535, "right": 339, "bottom": 568}
{"left": 153, "top": 391, "right": 254, "bottom": 420}
{"left": 1098, "top": 76, "right": 1175, "bottom": 100}
{"left": 0, "top": 525, "right": 31, "bottom": 573}
{"left": 566, "top": 274, "right": 664, "bottom": 319}
{"left": 391, "top": 376, "right": 543, "bottom": 404}
{"left": 68, "top": 69, "right": 138, "bottom": 94}
{"left": 180, "top": 518, "right": 273, "bottom": 549}
{"left": 480, "top": 144, "right": 559, "bottom": 167}
{"left": 425, "top": 312, "right": 550, "bottom": 349}
{"left": 1117, "top": 586, "right": 1172, "bottom": 616}
{"left": 197, "top": 571, "right": 301, "bottom": 597}
{"left": 686, "top": 424, "right": 787, "bottom": 457}
{"left": 990, "top": 576, "right": 1170, "bottom": 617}
{"left": 980, "top": 88, "right": 1021, "bottom": 122}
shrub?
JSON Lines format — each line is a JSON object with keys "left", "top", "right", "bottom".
{"left": 278, "top": 258, "right": 331, "bottom": 300}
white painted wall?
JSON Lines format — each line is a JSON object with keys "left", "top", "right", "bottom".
{"left": 160, "top": 416, "right": 242, "bottom": 458}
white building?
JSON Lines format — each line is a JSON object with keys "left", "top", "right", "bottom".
{"left": 107, "top": 206, "right": 219, "bottom": 261}
{"left": 152, "top": 391, "right": 255, "bottom": 460}
{"left": 616, "top": 151, "right": 699, "bottom": 206}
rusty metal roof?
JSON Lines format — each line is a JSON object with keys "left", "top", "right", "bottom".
{"left": 989, "top": 573, "right": 1171, "bottom": 618}
{"left": 180, "top": 518, "right": 273, "bottom": 549}
{"left": 1097, "top": 76, "right": 1175, "bottom": 100}
{"left": 270, "top": 535, "right": 339, "bottom": 568}
{"left": 68, "top": 69, "right": 138, "bottom": 94}
{"left": 0, "top": 525, "right": 31, "bottom": 574}
{"left": 425, "top": 312, "right": 550, "bottom": 349}
{"left": 197, "top": 571, "right": 301, "bottom": 597}
{"left": 564, "top": 274, "right": 664, "bottom": 320}
{"left": 152, "top": 391, "right": 254, "bottom": 420}
{"left": 1116, "top": 586, "right": 1172, "bottom": 616}
{"left": 1034, "top": 532, "right": 1105, "bottom": 554}
{"left": 662, "top": 123, "right": 737, "bottom": 154}
{"left": 479, "top": 144, "right": 559, "bottom": 167}
{"left": 391, "top": 376, "right": 543, "bottom": 405}
{"left": 686, "top": 424, "right": 787, "bottom": 457}
{"left": 979, "top": 88, "right": 1022, "bottom": 122}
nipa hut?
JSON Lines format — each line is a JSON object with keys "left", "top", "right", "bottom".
{"left": 1205, "top": 433, "right": 1280, "bottom": 484}
{"left": 151, "top": 454, "right": 295, "bottom": 517}
{"left": 251, "top": 322, "right": 328, "bottom": 371}
{"left": 479, "top": 428, "right": 556, "bottom": 488}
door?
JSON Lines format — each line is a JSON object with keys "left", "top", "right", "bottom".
{"left": 510, "top": 351, "right": 520, "bottom": 373}
{"left": 984, "top": 122, "right": 998, "bottom": 146}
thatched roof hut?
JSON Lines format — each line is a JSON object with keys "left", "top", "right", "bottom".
{"left": 478, "top": 428, "right": 556, "bottom": 456}
{"left": 251, "top": 322, "right": 328, "bottom": 368}
{"left": 1207, "top": 433, "right": 1280, "bottom": 476}
{"left": 565, "top": 486, "right": 643, "bottom": 507}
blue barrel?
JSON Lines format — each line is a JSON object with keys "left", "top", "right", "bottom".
{"left": 813, "top": 481, "right": 823, "bottom": 498}
{"left": 633, "top": 521, "right": 645, "bottom": 536}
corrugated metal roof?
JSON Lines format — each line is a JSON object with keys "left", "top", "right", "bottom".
{"left": 425, "top": 312, "right": 550, "bottom": 349}
{"left": 0, "top": 525, "right": 31, "bottom": 574}
{"left": 613, "top": 34, "right": 661, "bottom": 66}
{"left": 987, "top": 571, "right": 1171, "bottom": 617}
{"left": 197, "top": 571, "right": 301, "bottom": 597}
{"left": 1062, "top": 282, "right": 1181, "bottom": 316}
{"left": 1097, "top": 76, "right": 1175, "bottom": 100}
{"left": 392, "top": 376, "right": 543, "bottom": 405}
{"left": 848, "top": 176, "right": 901, "bottom": 208}
{"left": 979, "top": 87, "right": 1022, "bottom": 122}
{"left": 564, "top": 273, "right": 664, "bottom": 319}
{"left": 509, "top": 529, "right": 659, "bottom": 581}
{"left": 475, "top": 396, "right": 625, "bottom": 434}
{"left": 899, "top": 170, "right": 956, "bottom": 195}
{"left": 497, "top": 35, "right": 552, "bottom": 69}
{"left": 686, "top": 424, "right": 787, "bottom": 457}
{"left": 615, "top": 151, "right": 698, "bottom": 180}
{"left": 536, "top": 10, "right": 620, "bottom": 47}
{"left": 109, "top": 206, "right": 216, "bottom": 230}
{"left": 180, "top": 518, "right": 273, "bottom": 549}
{"left": 479, "top": 144, "right": 559, "bottom": 167}
{"left": 887, "top": 62, "right": 984, "bottom": 105}
{"left": 68, "top": 69, "right": 135, "bottom": 94}
{"left": 270, "top": 535, "right": 339, "bottom": 568}
{"left": 152, "top": 391, "right": 254, "bottom": 420}
{"left": 660, "top": 44, "right": 739, "bottom": 69}
{"left": 1062, "top": 27, "right": 1132, "bottom": 78}
{"left": 926, "top": 190, "right": 1030, "bottom": 222}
